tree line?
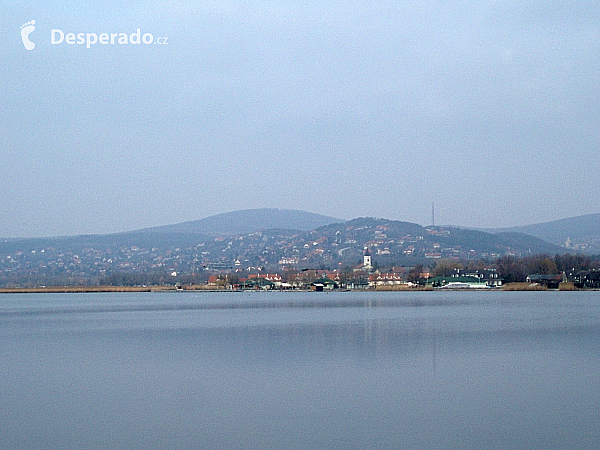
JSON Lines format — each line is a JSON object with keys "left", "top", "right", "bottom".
{"left": 495, "top": 253, "right": 598, "bottom": 283}
{"left": 425, "top": 253, "right": 599, "bottom": 283}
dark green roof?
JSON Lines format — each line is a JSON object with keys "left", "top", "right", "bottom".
{"left": 426, "top": 275, "right": 486, "bottom": 285}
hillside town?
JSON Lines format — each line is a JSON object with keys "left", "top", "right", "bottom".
{"left": 1, "top": 218, "right": 599, "bottom": 289}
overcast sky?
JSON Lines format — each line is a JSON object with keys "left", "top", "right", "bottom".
{"left": 2, "top": 1, "right": 599, "bottom": 237}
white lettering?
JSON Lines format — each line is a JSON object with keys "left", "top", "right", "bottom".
{"left": 51, "top": 29, "right": 64, "bottom": 44}
{"left": 86, "top": 33, "right": 97, "bottom": 48}
{"left": 130, "top": 29, "right": 140, "bottom": 44}
{"left": 48, "top": 27, "right": 165, "bottom": 48}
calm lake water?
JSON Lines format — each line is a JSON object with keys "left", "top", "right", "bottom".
{"left": 1, "top": 291, "right": 600, "bottom": 450}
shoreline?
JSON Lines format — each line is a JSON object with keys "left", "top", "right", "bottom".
{"left": 0, "top": 284, "right": 595, "bottom": 294}
{"left": 0, "top": 286, "right": 186, "bottom": 294}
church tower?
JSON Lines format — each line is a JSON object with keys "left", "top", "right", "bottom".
{"left": 363, "top": 248, "right": 372, "bottom": 269}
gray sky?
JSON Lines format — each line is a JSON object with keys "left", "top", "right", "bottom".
{"left": 2, "top": 1, "right": 599, "bottom": 237}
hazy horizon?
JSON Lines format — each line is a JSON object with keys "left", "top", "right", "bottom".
{"left": 3, "top": 1, "right": 599, "bottom": 238}
{"left": 1, "top": 207, "right": 598, "bottom": 240}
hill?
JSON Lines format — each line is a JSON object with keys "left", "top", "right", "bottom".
{"left": 0, "top": 213, "right": 568, "bottom": 287}
{"left": 311, "top": 218, "right": 564, "bottom": 264}
{"left": 487, "top": 213, "right": 600, "bottom": 254}
{"left": 140, "top": 209, "right": 344, "bottom": 236}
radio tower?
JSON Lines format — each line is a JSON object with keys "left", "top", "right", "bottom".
{"left": 431, "top": 202, "right": 435, "bottom": 227}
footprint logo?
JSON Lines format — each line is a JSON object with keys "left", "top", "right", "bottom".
{"left": 20, "top": 20, "right": 36, "bottom": 50}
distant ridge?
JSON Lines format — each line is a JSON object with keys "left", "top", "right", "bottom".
{"left": 140, "top": 209, "right": 344, "bottom": 236}
{"left": 487, "top": 213, "right": 600, "bottom": 247}
{"left": 505, "top": 213, "right": 600, "bottom": 243}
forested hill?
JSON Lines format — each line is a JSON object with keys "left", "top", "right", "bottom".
{"left": 312, "top": 218, "right": 564, "bottom": 260}
{"left": 484, "top": 213, "right": 600, "bottom": 254}
{"left": 139, "top": 209, "right": 344, "bottom": 236}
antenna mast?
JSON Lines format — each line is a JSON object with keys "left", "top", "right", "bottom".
{"left": 431, "top": 202, "right": 435, "bottom": 227}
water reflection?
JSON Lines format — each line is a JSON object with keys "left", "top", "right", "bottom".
{"left": 1, "top": 291, "right": 599, "bottom": 449}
